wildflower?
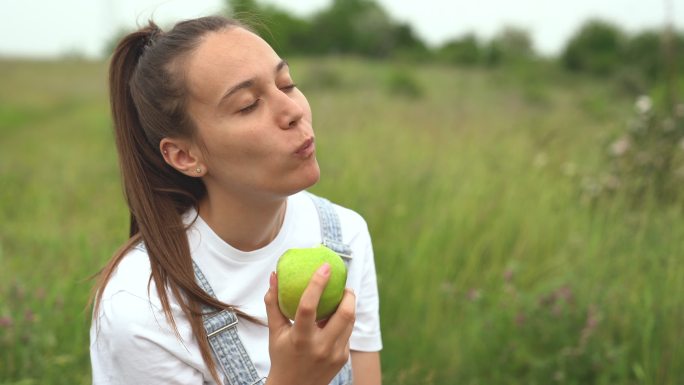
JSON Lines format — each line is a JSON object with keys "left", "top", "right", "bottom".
{"left": 555, "top": 285, "right": 574, "bottom": 303}
{"left": 675, "top": 166, "right": 684, "bottom": 179}
{"left": 554, "top": 370, "right": 565, "bottom": 382}
{"left": 579, "top": 305, "right": 599, "bottom": 347}
{"left": 503, "top": 269, "right": 513, "bottom": 283}
{"left": 662, "top": 118, "right": 675, "bottom": 132}
{"left": 440, "top": 281, "right": 455, "bottom": 295}
{"left": 514, "top": 312, "right": 526, "bottom": 327}
{"left": 538, "top": 293, "right": 554, "bottom": 307}
{"left": 54, "top": 296, "right": 65, "bottom": 310}
{"left": 676, "top": 103, "right": 684, "bottom": 118}
{"left": 581, "top": 177, "right": 602, "bottom": 198}
{"left": 635, "top": 95, "right": 652, "bottom": 115}
{"left": 0, "top": 315, "right": 12, "bottom": 328}
{"left": 610, "top": 136, "right": 630, "bottom": 156}
{"left": 562, "top": 162, "right": 577, "bottom": 177}
{"left": 10, "top": 282, "right": 26, "bottom": 301}
{"left": 466, "top": 288, "right": 481, "bottom": 301}
{"left": 533, "top": 152, "right": 547, "bottom": 169}
{"left": 602, "top": 174, "right": 621, "bottom": 190}
{"left": 24, "top": 309, "right": 35, "bottom": 323}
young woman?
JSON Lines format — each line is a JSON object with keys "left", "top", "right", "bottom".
{"left": 89, "top": 15, "right": 382, "bottom": 385}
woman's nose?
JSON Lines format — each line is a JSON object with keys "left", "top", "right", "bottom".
{"left": 275, "top": 92, "right": 304, "bottom": 129}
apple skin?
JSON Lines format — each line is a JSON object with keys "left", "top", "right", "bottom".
{"left": 276, "top": 244, "right": 348, "bottom": 321}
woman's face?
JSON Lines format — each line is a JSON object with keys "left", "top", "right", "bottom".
{"left": 184, "top": 27, "right": 319, "bottom": 200}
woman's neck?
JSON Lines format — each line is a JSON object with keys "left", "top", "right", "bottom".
{"left": 197, "top": 192, "right": 288, "bottom": 252}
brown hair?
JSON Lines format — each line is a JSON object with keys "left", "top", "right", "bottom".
{"left": 92, "top": 15, "right": 254, "bottom": 382}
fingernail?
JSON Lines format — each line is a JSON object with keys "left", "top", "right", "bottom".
{"left": 269, "top": 271, "right": 277, "bottom": 288}
{"left": 317, "top": 263, "right": 330, "bottom": 277}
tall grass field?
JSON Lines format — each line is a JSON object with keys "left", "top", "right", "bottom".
{"left": 1, "top": 57, "right": 682, "bottom": 384}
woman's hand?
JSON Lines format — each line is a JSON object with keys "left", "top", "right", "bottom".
{"left": 264, "top": 263, "right": 356, "bottom": 385}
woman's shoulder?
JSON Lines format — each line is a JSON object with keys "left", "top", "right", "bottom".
{"left": 98, "top": 245, "right": 155, "bottom": 304}
{"left": 295, "top": 191, "right": 370, "bottom": 243}
{"left": 93, "top": 245, "right": 175, "bottom": 336}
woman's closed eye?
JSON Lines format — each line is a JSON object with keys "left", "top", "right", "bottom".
{"left": 239, "top": 99, "right": 260, "bottom": 114}
{"left": 280, "top": 83, "right": 297, "bottom": 93}
{"left": 237, "top": 84, "right": 296, "bottom": 114}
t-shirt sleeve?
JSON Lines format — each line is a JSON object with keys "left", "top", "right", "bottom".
{"left": 90, "top": 291, "right": 208, "bottom": 385}
{"left": 347, "top": 219, "right": 383, "bottom": 352}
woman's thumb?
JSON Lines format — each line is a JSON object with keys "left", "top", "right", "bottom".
{"left": 264, "top": 271, "right": 289, "bottom": 332}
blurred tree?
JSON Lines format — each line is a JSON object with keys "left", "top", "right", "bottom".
{"left": 389, "top": 23, "right": 431, "bottom": 61}
{"left": 437, "top": 34, "right": 482, "bottom": 66}
{"left": 309, "top": 0, "right": 398, "bottom": 57}
{"left": 624, "top": 30, "right": 664, "bottom": 82}
{"left": 496, "top": 26, "right": 534, "bottom": 60}
{"left": 229, "top": 0, "right": 259, "bottom": 14}
{"left": 483, "top": 26, "right": 535, "bottom": 67}
{"left": 226, "top": 0, "right": 314, "bottom": 56}
{"left": 561, "top": 19, "right": 625, "bottom": 75}
{"left": 226, "top": 0, "right": 427, "bottom": 58}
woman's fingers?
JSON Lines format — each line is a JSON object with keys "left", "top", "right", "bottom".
{"left": 293, "top": 263, "right": 331, "bottom": 333}
{"left": 320, "top": 288, "right": 356, "bottom": 339}
{"left": 264, "top": 272, "right": 290, "bottom": 334}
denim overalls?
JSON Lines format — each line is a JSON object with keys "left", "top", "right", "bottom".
{"left": 192, "top": 193, "right": 354, "bottom": 385}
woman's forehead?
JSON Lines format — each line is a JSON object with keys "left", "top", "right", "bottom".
{"left": 184, "top": 27, "right": 280, "bottom": 102}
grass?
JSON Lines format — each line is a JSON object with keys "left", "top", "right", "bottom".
{"left": 1, "top": 57, "right": 682, "bottom": 384}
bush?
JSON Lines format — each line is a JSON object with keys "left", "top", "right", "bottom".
{"left": 384, "top": 69, "right": 423, "bottom": 98}
{"left": 583, "top": 95, "right": 684, "bottom": 205}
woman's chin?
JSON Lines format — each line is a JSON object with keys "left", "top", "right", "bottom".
{"left": 290, "top": 160, "right": 321, "bottom": 194}
{"left": 301, "top": 160, "right": 321, "bottom": 189}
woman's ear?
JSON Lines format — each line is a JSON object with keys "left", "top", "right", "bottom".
{"left": 160, "top": 138, "right": 206, "bottom": 177}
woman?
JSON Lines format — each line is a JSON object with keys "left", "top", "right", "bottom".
{"left": 89, "top": 15, "right": 382, "bottom": 385}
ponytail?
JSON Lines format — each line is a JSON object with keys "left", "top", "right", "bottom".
{"left": 92, "top": 17, "right": 252, "bottom": 383}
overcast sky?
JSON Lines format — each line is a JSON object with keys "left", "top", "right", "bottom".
{"left": 0, "top": 0, "right": 682, "bottom": 59}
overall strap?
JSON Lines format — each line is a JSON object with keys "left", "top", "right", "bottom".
{"left": 308, "top": 193, "right": 353, "bottom": 264}
{"left": 308, "top": 193, "right": 355, "bottom": 385}
{"left": 192, "top": 261, "right": 266, "bottom": 385}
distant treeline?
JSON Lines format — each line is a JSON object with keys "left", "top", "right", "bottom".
{"left": 227, "top": 0, "right": 683, "bottom": 89}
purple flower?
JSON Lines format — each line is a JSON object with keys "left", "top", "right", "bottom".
{"left": 0, "top": 315, "right": 12, "bottom": 328}
{"left": 24, "top": 309, "right": 35, "bottom": 323}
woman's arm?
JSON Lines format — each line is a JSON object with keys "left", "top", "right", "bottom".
{"left": 351, "top": 351, "right": 382, "bottom": 385}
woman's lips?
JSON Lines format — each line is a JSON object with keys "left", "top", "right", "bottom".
{"left": 295, "top": 138, "right": 315, "bottom": 157}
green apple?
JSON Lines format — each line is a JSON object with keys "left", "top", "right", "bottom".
{"left": 276, "top": 244, "right": 348, "bottom": 321}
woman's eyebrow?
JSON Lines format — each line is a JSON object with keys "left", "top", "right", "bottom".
{"left": 221, "top": 79, "right": 255, "bottom": 104}
{"left": 276, "top": 59, "right": 288, "bottom": 73}
{"left": 219, "top": 60, "right": 289, "bottom": 104}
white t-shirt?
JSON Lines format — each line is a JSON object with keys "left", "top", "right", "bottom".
{"left": 90, "top": 191, "right": 382, "bottom": 384}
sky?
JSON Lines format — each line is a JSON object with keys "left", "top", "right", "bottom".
{"left": 0, "top": 0, "right": 682, "bottom": 59}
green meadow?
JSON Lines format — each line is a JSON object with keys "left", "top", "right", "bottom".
{"left": 1, "top": 57, "right": 682, "bottom": 384}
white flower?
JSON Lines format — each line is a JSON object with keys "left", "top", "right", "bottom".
{"left": 676, "top": 103, "right": 684, "bottom": 118}
{"left": 611, "top": 136, "right": 631, "bottom": 156}
{"left": 602, "top": 174, "right": 621, "bottom": 190}
{"left": 635, "top": 95, "right": 652, "bottom": 115}
{"left": 533, "top": 153, "right": 547, "bottom": 168}
{"left": 562, "top": 162, "right": 577, "bottom": 177}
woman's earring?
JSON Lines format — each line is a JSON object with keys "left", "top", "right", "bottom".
{"left": 195, "top": 167, "right": 202, "bottom": 174}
